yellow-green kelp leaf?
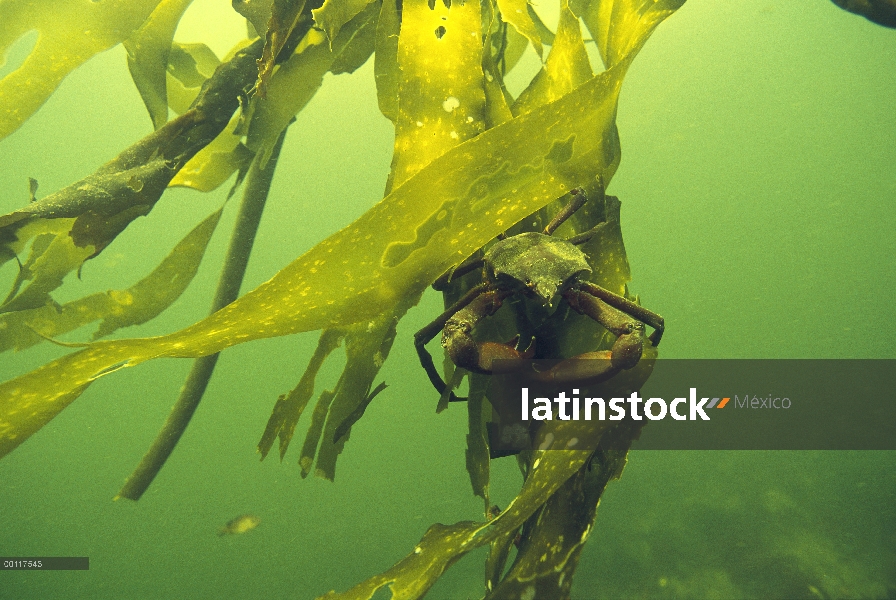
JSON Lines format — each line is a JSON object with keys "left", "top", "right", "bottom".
{"left": 573, "top": 0, "right": 686, "bottom": 70}
{"left": 1, "top": 218, "right": 95, "bottom": 314}
{"left": 257, "top": 329, "right": 344, "bottom": 460}
{"left": 390, "top": 0, "right": 486, "bottom": 187}
{"left": 0, "top": 52, "right": 629, "bottom": 459}
{"left": 0, "top": 0, "right": 164, "bottom": 142}
{"left": 480, "top": 4, "right": 514, "bottom": 128}
{"left": 372, "top": 0, "right": 399, "bottom": 122}
{"left": 247, "top": 3, "right": 378, "bottom": 166}
{"left": 309, "top": 313, "right": 398, "bottom": 480}
{"left": 124, "top": 0, "right": 195, "bottom": 129}
{"left": 169, "top": 114, "right": 254, "bottom": 192}
{"left": 312, "top": 0, "right": 377, "bottom": 45}
{"left": 0, "top": 207, "right": 222, "bottom": 353}
{"left": 486, "top": 435, "right": 632, "bottom": 599}
{"left": 165, "top": 42, "right": 221, "bottom": 115}
{"left": 322, "top": 349, "right": 655, "bottom": 600}
{"left": 321, "top": 451, "right": 591, "bottom": 600}
{"left": 496, "top": 0, "right": 543, "bottom": 58}
{"left": 513, "top": 0, "right": 593, "bottom": 116}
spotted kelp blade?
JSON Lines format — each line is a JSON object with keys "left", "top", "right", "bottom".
{"left": 0, "top": 0, "right": 676, "bottom": 463}
{"left": 0, "top": 58, "right": 626, "bottom": 460}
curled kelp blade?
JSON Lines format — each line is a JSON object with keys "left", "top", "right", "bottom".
{"left": 124, "top": 0, "right": 196, "bottom": 130}
{"left": 255, "top": 0, "right": 311, "bottom": 97}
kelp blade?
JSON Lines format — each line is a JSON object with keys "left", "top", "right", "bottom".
{"left": 0, "top": 0, "right": 681, "bottom": 462}
{"left": 0, "top": 57, "right": 628, "bottom": 458}
{"left": 0, "top": 0, "right": 164, "bottom": 141}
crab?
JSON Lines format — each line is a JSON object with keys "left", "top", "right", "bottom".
{"left": 414, "top": 188, "right": 664, "bottom": 399}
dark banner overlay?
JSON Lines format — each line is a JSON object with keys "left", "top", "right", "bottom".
{"left": 485, "top": 360, "right": 895, "bottom": 452}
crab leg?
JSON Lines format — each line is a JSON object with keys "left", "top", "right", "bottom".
{"left": 414, "top": 283, "right": 491, "bottom": 399}
{"left": 431, "top": 252, "right": 484, "bottom": 291}
{"left": 577, "top": 281, "right": 665, "bottom": 346}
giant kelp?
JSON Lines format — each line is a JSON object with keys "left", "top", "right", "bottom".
{"left": 1, "top": 0, "right": 682, "bottom": 596}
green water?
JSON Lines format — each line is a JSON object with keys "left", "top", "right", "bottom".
{"left": 1, "top": 0, "right": 894, "bottom": 598}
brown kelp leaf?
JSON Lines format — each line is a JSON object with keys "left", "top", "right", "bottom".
{"left": 312, "top": 0, "right": 377, "bottom": 45}
{"left": 255, "top": 0, "right": 308, "bottom": 97}
{"left": 124, "top": 0, "right": 195, "bottom": 129}
{"left": 465, "top": 375, "right": 491, "bottom": 506}
{"left": 166, "top": 43, "right": 257, "bottom": 193}
{"left": 0, "top": 39, "right": 262, "bottom": 306}
{"left": 0, "top": 0, "right": 164, "bottom": 141}
{"left": 0, "top": 207, "right": 223, "bottom": 353}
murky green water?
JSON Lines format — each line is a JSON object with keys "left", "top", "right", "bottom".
{"left": 1, "top": 0, "right": 894, "bottom": 598}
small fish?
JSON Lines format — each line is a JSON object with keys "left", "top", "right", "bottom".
{"left": 218, "top": 514, "right": 261, "bottom": 536}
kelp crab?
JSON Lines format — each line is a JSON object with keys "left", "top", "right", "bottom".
{"left": 415, "top": 188, "right": 664, "bottom": 402}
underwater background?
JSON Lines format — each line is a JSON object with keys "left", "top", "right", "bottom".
{"left": 0, "top": 0, "right": 894, "bottom": 598}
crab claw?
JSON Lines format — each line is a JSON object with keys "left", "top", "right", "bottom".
{"left": 475, "top": 336, "right": 536, "bottom": 373}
